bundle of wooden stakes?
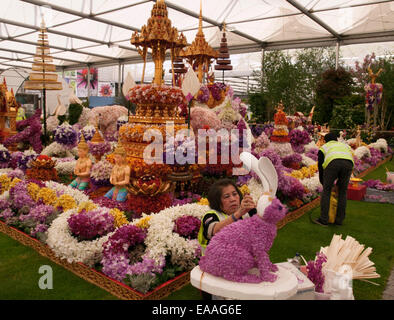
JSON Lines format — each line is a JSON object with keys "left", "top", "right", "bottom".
{"left": 320, "top": 234, "right": 380, "bottom": 280}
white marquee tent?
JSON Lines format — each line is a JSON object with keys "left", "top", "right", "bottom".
{"left": 0, "top": 0, "right": 393, "bottom": 95}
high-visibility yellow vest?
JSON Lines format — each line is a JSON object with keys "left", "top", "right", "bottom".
{"left": 198, "top": 210, "right": 229, "bottom": 255}
{"left": 16, "top": 108, "right": 26, "bottom": 121}
{"left": 320, "top": 141, "right": 354, "bottom": 169}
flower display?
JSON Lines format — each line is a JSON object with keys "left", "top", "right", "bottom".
{"left": 42, "top": 142, "right": 76, "bottom": 158}
{"left": 36, "top": 187, "right": 58, "bottom": 206}
{"left": 54, "top": 194, "right": 77, "bottom": 212}
{"left": 54, "top": 123, "right": 78, "bottom": 149}
{"left": 109, "top": 208, "right": 129, "bottom": 228}
{"left": 196, "top": 86, "right": 210, "bottom": 103}
{"left": 369, "top": 138, "right": 388, "bottom": 154}
{"left": 252, "top": 132, "right": 270, "bottom": 155}
{"left": 134, "top": 214, "right": 152, "bottom": 229}
{"left": 90, "top": 159, "right": 113, "bottom": 187}
{"left": 173, "top": 215, "right": 201, "bottom": 239}
{"left": 0, "top": 174, "right": 12, "bottom": 194}
{"left": 305, "top": 148, "right": 319, "bottom": 162}
{"left": 289, "top": 128, "right": 312, "bottom": 153}
{"left": 16, "top": 150, "right": 37, "bottom": 171}
{"left": 18, "top": 204, "right": 56, "bottom": 237}
{"left": 143, "top": 203, "right": 207, "bottom": 267}
{"left": 354, "top": 146, "right": 371, "bottom": 160}
{"left": 4, "top": 108, "right": 43, "bottom": 154}
{"left": 46, "top": 115, "right": 60, "bottom": 133}
{"left": 117, "top": 116, "right": 129, "bottom": 131}
{"left": 0, "top": 144, "right": 10, "bottom": 168}
{"left": 26, "top": 156, "right": 58, "bottom": 182}
{"left": 45, "top": 180, "right": 90, "bottom": 204}
{"left": 363, "top": 179, "right": 394, "bottom": 191}
{"left": 81, "top": 125, "right": 96, "bottom": 141}
{"left": 126, "top": 193, "right": 173, "bottom": 216}
{"left": 101, "top": 224, "right": 149, "bottom": 281}
{"left": 289, "top": 164, "right": 318, "bottom": 180}
{"left": 88, "top": 141, "right": 111, "bottom": 157}
{"left": 68, "top": 208, "right": 115, "bottom": 241}
{"left": 55, "top": 158, "right": 76, "bottom": 176}
{"left": 127, "top": 84, "right": 186, "bottom": 106}
{"left": 364, "top": 82, "right": 383, "bottom": 111}
{"left": 77, "top": 201, "right": 98, "bottom": 213}
{"left": 282, "top": 153, "right": 302, "bottom": 169}
{"left": 307, "top": 252, "right": 327, "bottom": 293}
{"left": 46, "top": 208, "right": 115, "bottom": 266}
{"left": 9, "top": 180, "right": 35, "bottom": 210}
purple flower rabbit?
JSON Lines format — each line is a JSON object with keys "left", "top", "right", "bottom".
{"left": 199, "top": 152, "right": 287, "bottom": 283}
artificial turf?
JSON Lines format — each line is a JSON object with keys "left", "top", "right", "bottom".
{"left": 1, "top": 158, "right": 393, "bottom": 300}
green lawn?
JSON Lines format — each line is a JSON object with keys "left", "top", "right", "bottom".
{"left": 1, "top": 158, "right": 393, "bottom": 300}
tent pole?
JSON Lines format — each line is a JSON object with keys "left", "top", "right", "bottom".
{"left": 335, "top": 41, "right": 340, "bottom": 70}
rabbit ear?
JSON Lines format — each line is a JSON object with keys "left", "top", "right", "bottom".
{"left": 240, "top": 152, "right": 270, "bottom": 192}
{"left": 258, "top": 156, "right": 278, "bottom": 198}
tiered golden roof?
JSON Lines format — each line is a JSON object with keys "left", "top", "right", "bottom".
{"left": 181, "top": 0, "right": 218, "bottom": 83}
{"left": 24, "top": 20, "right": 62, "bottom": 91}
{"left": 77, "top": 135, "right": 89, "bottom": 151}
{"left": 130, "top": 0, "right": 187, "bottom": 85}
{"left": 91, "top": 125, "right": 105, "bottom": 144}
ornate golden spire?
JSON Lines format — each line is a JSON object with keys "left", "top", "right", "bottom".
{"left": 130, "top": 0, "right": 187, "bottom": 85}
{"left": 78, "top": 134, "right": 89, "bottom": 151}
{"left": 181, "top": 0, "right": 218, "bottom": 83}
{"left": 198, "top": 0, "right": 203, "bottom": 36}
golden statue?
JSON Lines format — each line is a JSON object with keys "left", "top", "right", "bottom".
{"left": 69, "top": 136, "right": 92, "bottom": 191}
{"left": 355, "top": 125, "right": 362, "bottom": 148}
{"left": 367, "top": 66, "right": 383, "bottom": 84}
{"left": 105, "top": 141, "right": 131, "bottom": 202}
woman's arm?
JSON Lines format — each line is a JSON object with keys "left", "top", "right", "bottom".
{"left": 212, "top": 195, "right": 256, "bottom": 235}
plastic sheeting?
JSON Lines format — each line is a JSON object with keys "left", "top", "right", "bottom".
{"left": 0, "top": 0, "right": 392, "bottom": 70}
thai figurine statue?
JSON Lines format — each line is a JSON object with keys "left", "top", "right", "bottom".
{"left": 70, "top": 135, "right": 92, "bottom": 191}
{"left": 105, "top": 141, "right": 130, "bottom": 202}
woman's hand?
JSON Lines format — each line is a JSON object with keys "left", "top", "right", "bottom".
{"left": 234, "top": 194, "right": 256, "bottom": 219}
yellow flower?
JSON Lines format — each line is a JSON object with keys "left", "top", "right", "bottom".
{"left": 27, "top": 183, "right": 41, "bottom": 202}
{"left": 109, "top": 208, "right": 129, "bottom": 228}
{"left": 36, "top": 188, "right": 57, "bottom": 206}
{"left": 198, "top": 197, "right": 209, "bottom": 206}
{"left": 135, "top": 215, "right": 151, "bottom": 229}
{"left": 239, "top": 185, "right": 250, "bottom": 196}
{"left": 0, "top": 174, "right": 12, "bottom": 194}
{"left": 77, "top": 201, "right": 98, "bottom": 213}
{"left": 9, "top": 178, "right": 22, "bottom": 189}
{"left": 55, "top": 194, "right": 77, "bottom": 212}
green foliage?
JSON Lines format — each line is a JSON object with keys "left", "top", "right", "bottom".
{"left": 67, "top": 103, "right": 83, "bottom": 125}
{"left": 248, "top": 92, "right": 269, "bottom": 123}
{"left": 314, "top": 67, "right": 354, "bottom": 124}
{"left": 249, "top": 47, "right": 336, "bottom": 122}
{"left": 330, "top": 94, "right": 365, "bottom": 129}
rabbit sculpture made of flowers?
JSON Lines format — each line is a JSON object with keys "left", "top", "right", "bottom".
{"left": 199, "top": 151, "right": 287, "bottom": 283}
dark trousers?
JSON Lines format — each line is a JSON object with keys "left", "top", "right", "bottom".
{"left": 320, "top": 159, "right": 353, "bottom": 224}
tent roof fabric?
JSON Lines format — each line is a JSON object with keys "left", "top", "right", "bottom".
{"left": 0, "top": 0, "right": 393, "bottom": 71}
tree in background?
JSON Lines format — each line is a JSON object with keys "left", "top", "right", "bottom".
{"left": 314, "top": 67, "right": 354, "bottom": 125}
{"left": 249, "top": 47, "right": 336, "bottom": 123}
